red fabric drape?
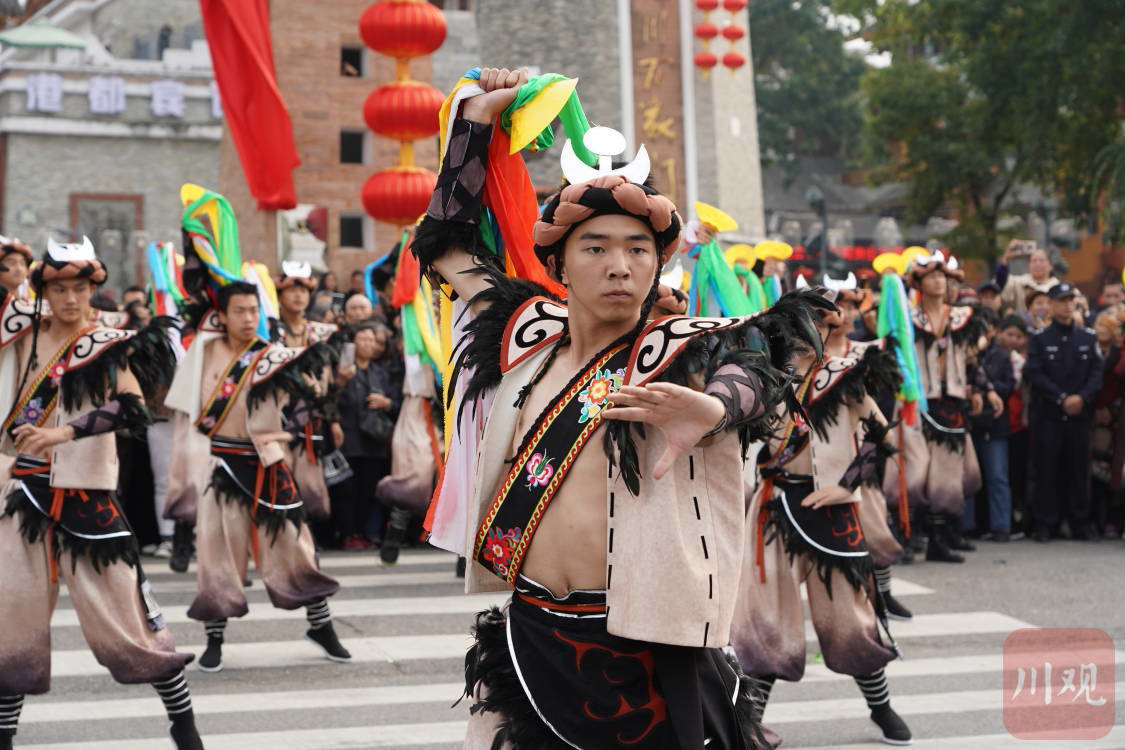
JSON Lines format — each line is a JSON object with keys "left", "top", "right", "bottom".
{"left": 200, "top": 0, "right": 300, "bottom": 210}
{"left": 484, "top": 128, "right": 566, "bottom": 298}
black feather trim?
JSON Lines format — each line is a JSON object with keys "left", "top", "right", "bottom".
{"left": 808, "top": 344, "right": 902, "bottom": 442}
{"left": 951, "top": 306, "right": 989, "bottom": 349}
{"left": 206, "top": 465, "right": 305, "bottom": 541}
{"left": 412, "top": 217, "right": 503, "bottom": 292}
{"left": 462, "top": 607, "right": 572, "bottom": 750}
{"left": 854, "top": 416, "right": 898, "bottom": 490}
{"left": 60, "top": 317, "right": 180, "bottom": 413}
{"left": 726, "top": 650, "right": 772, "bottom": 750}
{"left": 763, "top": 496, "right": 873, "bottom": 599}
{"left": 246, "top": 342, "right": 334, "bottom": 414}
{"left": 4, "top": 488, "right": 138, "bottom": 573}
{"left": 449, "top": 269, "right": 556, "bottom": 426}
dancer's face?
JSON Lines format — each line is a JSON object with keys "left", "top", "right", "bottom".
{"left": 551, "top": 214, "right": 659, "bottom": 327}
{"left": 0, "top": 252, "right": 28, "bottom": 292}
{"left": 919, "top": 270, "right": 947, "bottom": 299}
{"left": 219, "top": 293, "right": 261, "bottom": 344}
{"left": 279, "top": 285, "right": 310, "bottom": 315}
{"left": 43, "top": 278, "right": 93, "bottom": 325}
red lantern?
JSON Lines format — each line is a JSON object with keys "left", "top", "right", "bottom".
{"left": 362, "top": 166, "right": 437, "bottom": 226}
{"left": 363, "top": 81, "right": 445, "bottom": 142}
{"left": 696, "top": 0, "right": 719, "bottom": 10}
{"left": 723, "top": 0, "right": 748, "bottom": 11}
{"left": 722, "top": 51, "right": 746, "bottom": 70}
{"left": 694, "top": 22, "right": 719, "bottom": 40}
{"left": 722, "top": 24, "right": 746, "bottom": 41}
{"left": 360, "top": 0, "right": 447, "bottom": 59}
{"left": 694, "top": 52, "right": 719, "bottom": 70}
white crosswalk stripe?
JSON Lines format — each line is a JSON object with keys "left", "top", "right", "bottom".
{"left": 16, "top": 548, "right": 1117, "bottom": 749}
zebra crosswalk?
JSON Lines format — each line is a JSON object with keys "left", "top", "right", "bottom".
{"left": 13, "top": 547, "right": 1119, "bottom": 749}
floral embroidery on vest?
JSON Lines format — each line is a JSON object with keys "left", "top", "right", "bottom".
{"left": 577, "top": 367, "right": 625, "bottom": 423}
{"left": 525, "top": 452, "right": 555, "bottom": 489}
{"left": 482, "top": 526, "right": 523, "bottom": 578}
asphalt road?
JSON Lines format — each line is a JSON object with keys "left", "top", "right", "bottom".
{"left": 13, "top": 537, "right": 1125, "bottom": 749}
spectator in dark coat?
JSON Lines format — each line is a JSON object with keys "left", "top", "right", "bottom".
{"left": 332, "top": 321, "right": 401, "bottom": 549}
{"left": 966, "top": 312, "right": 1017, "bottom": 541}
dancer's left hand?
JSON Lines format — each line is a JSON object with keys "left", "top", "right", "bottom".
{"left": 801, "top": 485, "right": 853, "bottom": 509}
{"left": 602, "top": 383, "right": 724, "bottom": 480}
{"left": 11, "top": 424, "right": 75, "bottom": 455}
{"left": 652, "top": 284, "right": 688, "bottom": 317}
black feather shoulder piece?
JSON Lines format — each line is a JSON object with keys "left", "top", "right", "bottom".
{"left": 412, "top": 216, "right": 503, "bottom": 289}
{"left": 60, "top": 316, "right": 181, "bottom": 412}
{"left": 806, "top": 341, "right": 904, "bottom": 440}
{"left": 448, "top": 268, "right": 557, "bottom": 425}
{"left": 950, "top": 305, "right": 988, "bottom": 349}
{"left": 247, "top": 341, "right": 334, "bottom": 413}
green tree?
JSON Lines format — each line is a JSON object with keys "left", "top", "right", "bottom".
{"left": 750, "top": 0, "right": 867, "bottom": 176}
{"left": 840, "top": 0, "right": 1125, "bottom": 257}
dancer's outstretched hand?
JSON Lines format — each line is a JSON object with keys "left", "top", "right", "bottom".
{"left": 602, "top": 382, "right": 724, "bottom": 480}
{"left": 463, "top": 67, "right": 530, "bottom": 125}
{"left": 11, "top": 423, "right": 74, "bottom": 455}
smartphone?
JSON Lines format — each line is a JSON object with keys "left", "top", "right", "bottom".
{"left": 1012, "top": 239, "right": 1037, "bottom": 257}
{"left": 339, "top": 343, "right": 356, "bottom": 370}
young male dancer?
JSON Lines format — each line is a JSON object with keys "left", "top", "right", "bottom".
{"left": 822, "top": 277, "right": 912, "bottom": 620}
{"left": 164, "top": 281, "right": 348, "bottom": 672}
{"left": 418, "top": 67, "right": 829, "bottom": 749}
{"left": 905, "top": 252, "right": 1000, "bottom": 562}
{"left": 731, "top": 286, "right": 911, "bottom": 746}
{"left": 274, "top": 261, "right": 341, "bottom": 522}
{"left": 0, "top": 238, "right": 202, "bottom": 749}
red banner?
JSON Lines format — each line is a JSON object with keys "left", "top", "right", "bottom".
{"left": 200, "top": 0, "right": 299, "bottom": 210}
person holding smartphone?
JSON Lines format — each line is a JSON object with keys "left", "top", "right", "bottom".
{"left": 332, "top": 321, "right": 400, "bottom": 549}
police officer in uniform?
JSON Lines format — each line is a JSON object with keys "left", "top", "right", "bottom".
{"left": 1024, "top": 282, "right": 1103, "bottom": 542}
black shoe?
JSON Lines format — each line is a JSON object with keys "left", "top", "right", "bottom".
{"left": 991, "top": 531, "right": 1011, "bottom": 543}
{"left": 884, "top": 592, "right": 913, "bottom": 621}
{"left": 379, "top": 508, "right": 411, "bottom": 566}
{"left": 306, "top": 623, "right": 351, "bottom": 662}
{"left": 925, "top": 538, "right": 965, "bottom": 563}
{"left": 1033, "top": 526, "right": 1051, "bottom": 543}
{"left": 870, "top": 703, "right": 912, "bottom": 745}
{"left": 945, "top": 520, "right": 977, "bottom": 552}
{"left": 170, "top": 522, "right": 193, "bottom": 574}
{"left": 455, "top": 555, "right": 466, "bottom": 578}
{"left": 197, "top": 637, "right": 222, "bottom": 673}
{"left": 900, "top": 539, "right": 915, "bottom": 564}
{"left": 170, "top": 711, "right": 205, "bottom": 750}
{"left": 0, "top": 731, "right": 12, "bottom": 750}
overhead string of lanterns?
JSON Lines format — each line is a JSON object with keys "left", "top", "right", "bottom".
{"left": 359, "top": 0, "right": 447, "bottom": 228}
{"left": 694, "top": 0, "right": 747, "bottom": 75}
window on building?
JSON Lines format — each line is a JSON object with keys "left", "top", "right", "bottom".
{"left": 341, "top": 46, "right": 364, "bottom": 77}
{"left": 340, "top": 214, "right": 365, "bottom": 249}
{"left": 340, "top": 130, "right": 366, "bottom": 164}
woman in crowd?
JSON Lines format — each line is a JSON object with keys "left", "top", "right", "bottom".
{"left": 332, "top": 321, "right": 401, "bottom": 549}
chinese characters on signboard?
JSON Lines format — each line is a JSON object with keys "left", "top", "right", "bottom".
{"left": 25, "top": 75, "right": 223, "bottom": 120}
{"left": 631, "top": 1, "right": 685, "bottom": 206}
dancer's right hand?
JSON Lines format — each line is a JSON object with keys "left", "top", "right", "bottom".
{"left": 463, "top": 67, "right": 530, "bottom": 125}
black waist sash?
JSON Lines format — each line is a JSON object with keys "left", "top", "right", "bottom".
{"left": 920, "top": 395, "right": 968, "bottom": 451}
{"left": 474, "top": 343, "right": 630, "bottom": 584}
{"left": 763, "top": 473, "right": 873, "bottom": 597}
{"left": 505, "top": 575, "right": 747, "bottom": 750}
{"left": 209, "top": 436, "right": 304, "bottom": 537}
